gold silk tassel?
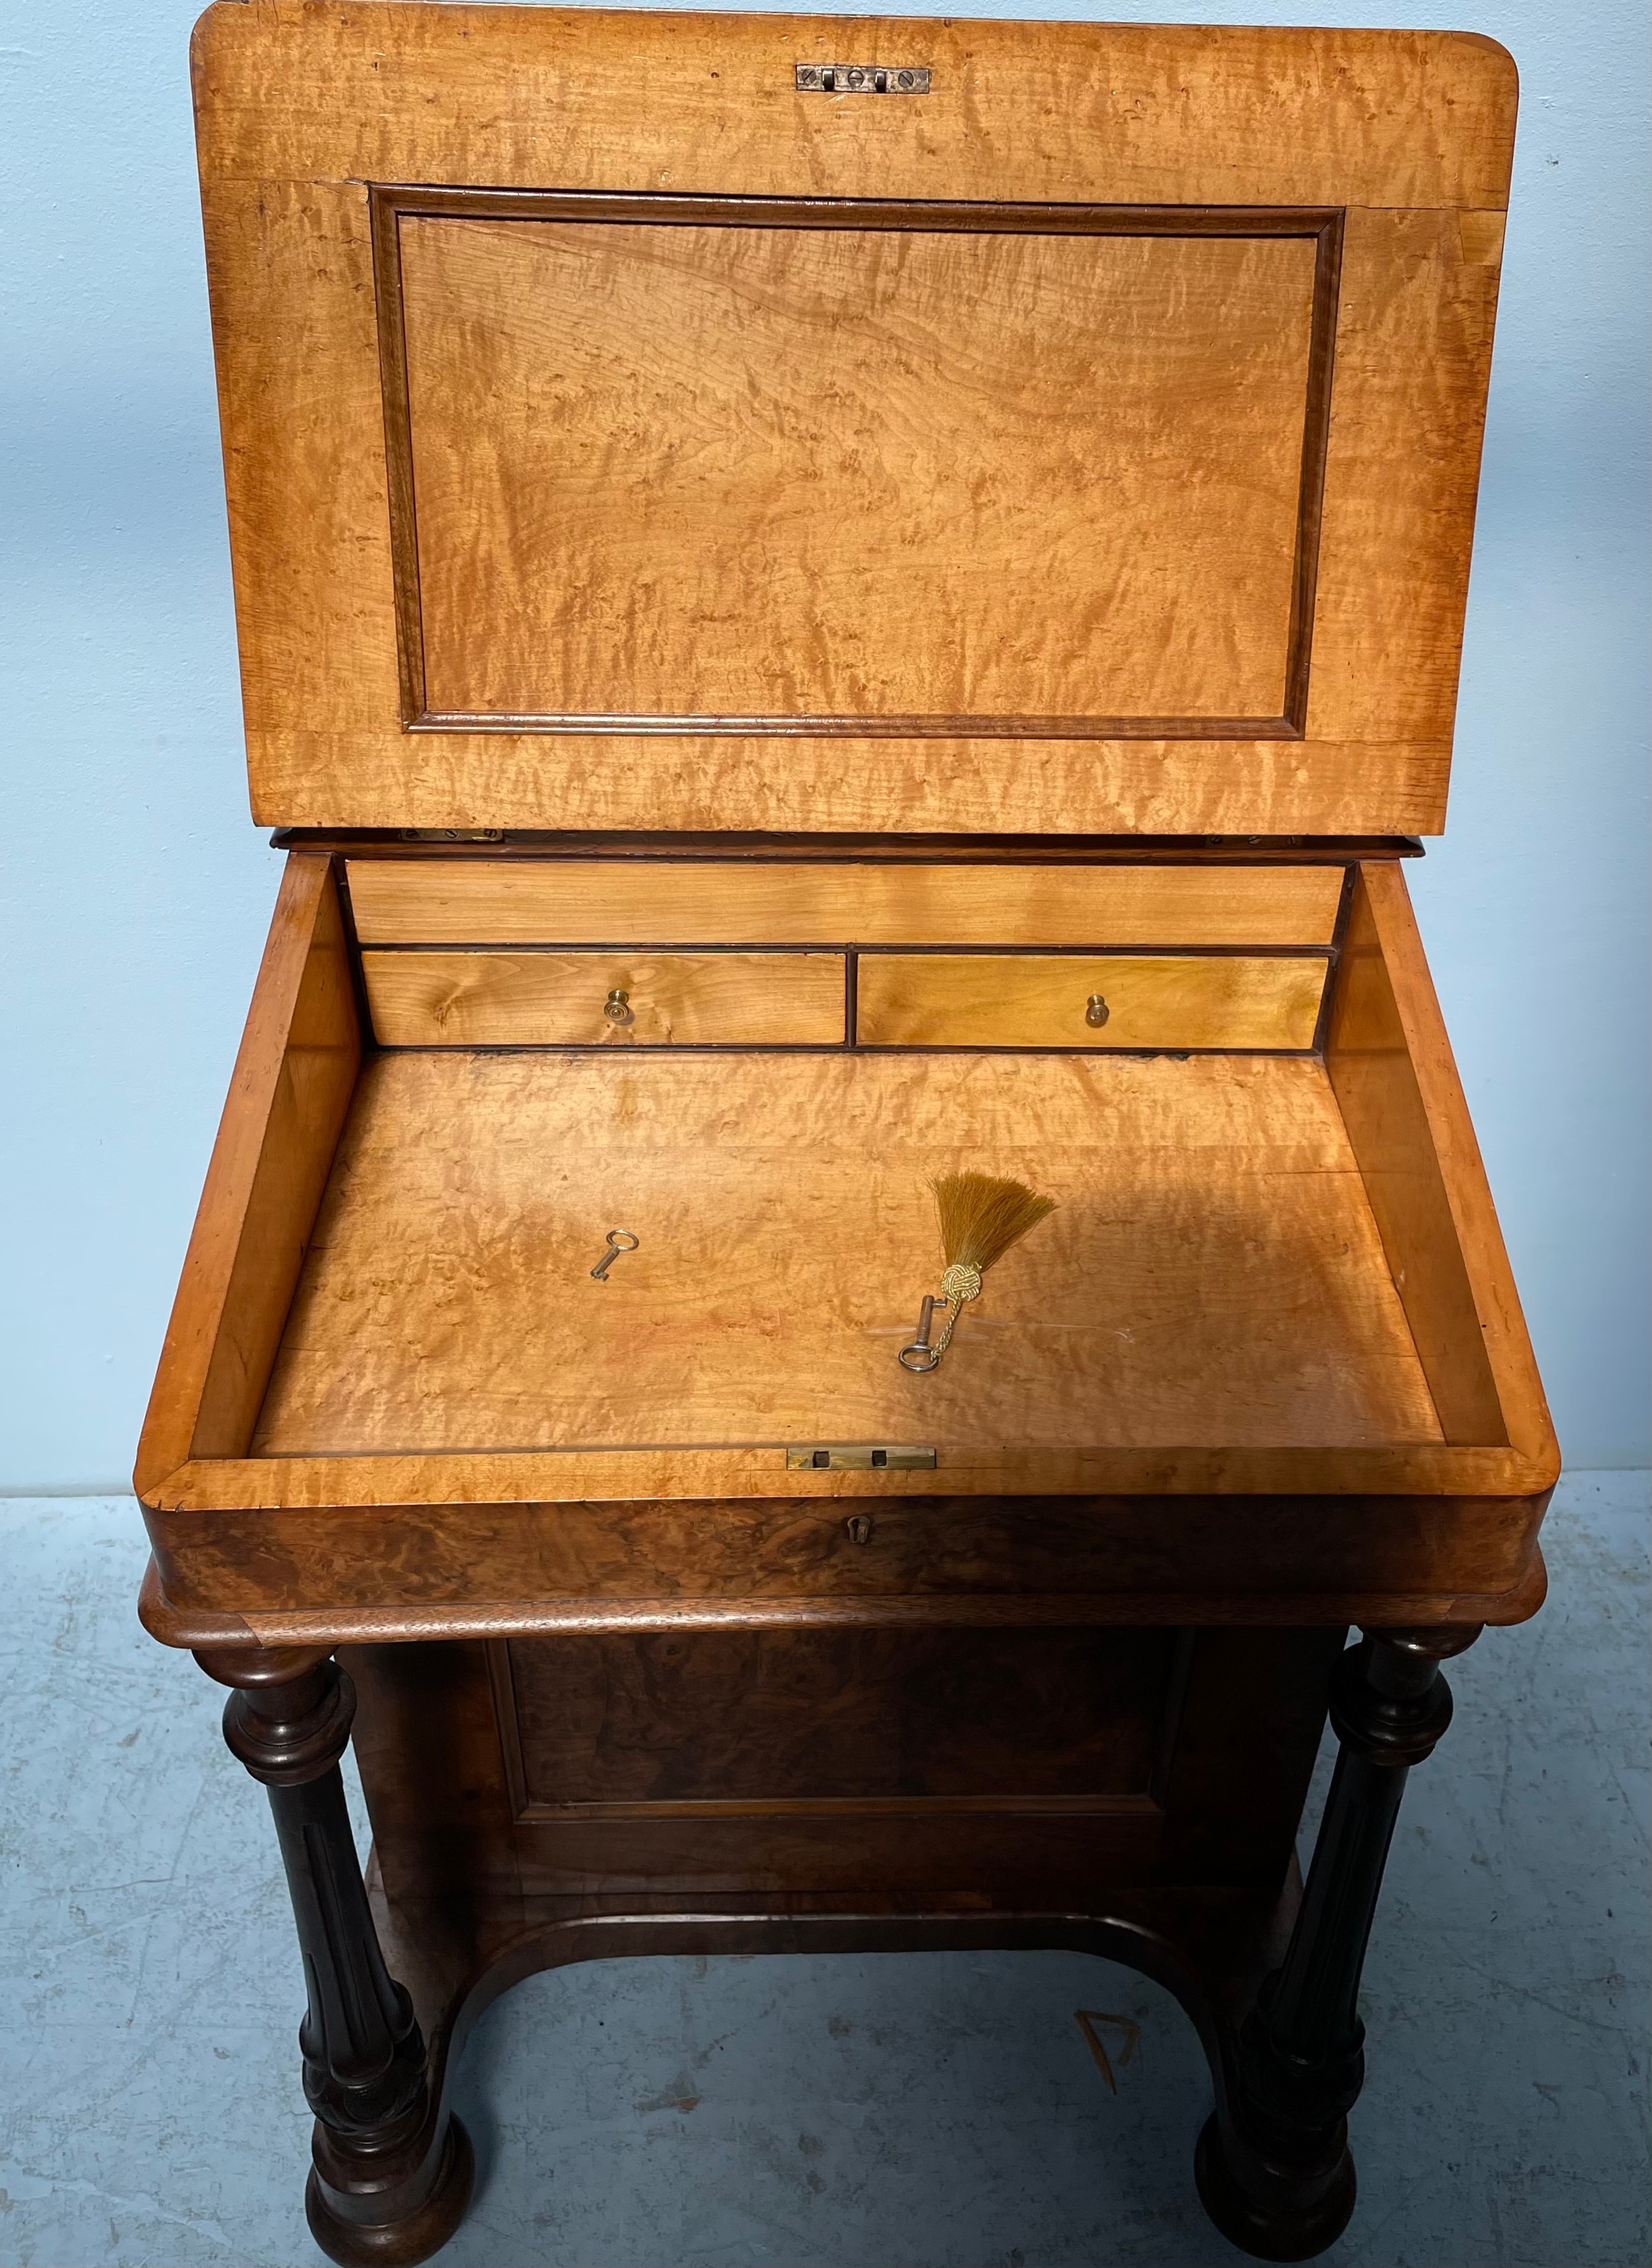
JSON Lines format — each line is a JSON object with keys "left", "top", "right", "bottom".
{"left": 898, "top": 1172, "right": 1057, "bottom": 1372}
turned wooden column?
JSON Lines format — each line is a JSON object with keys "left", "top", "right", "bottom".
{"left": 1195, "top": 1623, "right": 1483, "bottom": 2263}
{"left": 195, "top": 1645, "right": 473, "bottom": 2267}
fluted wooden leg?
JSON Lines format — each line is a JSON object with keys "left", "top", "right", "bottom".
{"left": 1195, "top": 1624, "right": 1482, "bottom": 2262}
{"left": 196, "top": 1645, "right": 473, "bottom": 2267}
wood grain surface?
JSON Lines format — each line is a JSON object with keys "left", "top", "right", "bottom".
{"left": 1329, "top": 864, "right": 1555, "bottom": 1461}
{"left": 344, "top": 1625, "right": 1338, "bottom": 1905}
{"left": 363, "top": 949, "right": 847, "bottom": 1046}
{"left": 855, "top": 953, "right": 1325, "bottom": 1050}
{"left": 250, "top": 1050, "right": 1444, "bottom": 1458}
{"left": 345, "top": 858, "right": 1348, "bottom": 947}
{"left": 190, "top": 5, "right": 1515, "bottom": 834}
{"left": 498, "top": 1625, "right": 1179, "bottom": 1814}
{"left": 134, "top": 854, "right": 359, "bottom": 1490}
{"left": 145, "top": 1439, "right": 1557, "bottom": 1515}
{"left": 192, "top": 9, "right": 1517, "bottom": 207}
{"left": 397, "top": 212, "right": 1318, "bottom": 730}
{"left": 137, "top": 1480, "right": 1551, "bottom": 1633}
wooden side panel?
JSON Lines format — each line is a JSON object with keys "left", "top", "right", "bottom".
{"left": 362, "top": 950, "right": 847, "bottom": 1046}
{"left": 135, "top": 855, "right": 360, "bottom": 1489}
{"left": 855, "top": 954, "right": 1326, "bottom": 1050}
{"left": 346, "top": 859, "right": 1349, "bottom": 948}
{"left": 1304, "top": 203, "right": 1505, "bottom": 745}
{"left": 1155, "top": 1625, "right": 1346, "bottom": 1885}
{"left": 344, "top": 1637, "right": 526, "bottom": 1910}
{"left": 1326, "top": 869, "right": 1497, "bottom": 1442}
{"left": 191, "top": 7, "right": 1516, "bottom": 834}
{"left": 490, "top": 1623, "right": 1181, "bottom": 1890}
{"left": 1327, "top": 865, "right": 1555, "bottom": 1459}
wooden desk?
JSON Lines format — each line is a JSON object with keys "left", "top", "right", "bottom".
{"left": 138, "top": 15, "right": 1553, "bottom": 2261}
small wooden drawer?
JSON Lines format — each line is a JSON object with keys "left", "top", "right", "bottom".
{"left": 363, "top": 950, "right": 846, "bottom": 1046}
{"left": 855, "top": 953, "right": 1327, "bottom": 1050}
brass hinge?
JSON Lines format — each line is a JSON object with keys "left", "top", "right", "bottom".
{"left": 398, "top": 828, "right": 504, "bottom": 843}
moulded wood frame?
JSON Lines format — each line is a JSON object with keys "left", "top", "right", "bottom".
{"left": 370, "top": 187, "right": 1343, "bottom": 741}
{"left": 134, "top": 847, "right": 1558, "bottom": 1646}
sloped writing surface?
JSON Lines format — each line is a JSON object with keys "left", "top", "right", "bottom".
{"left": 251, "top": 1051, "right": 1444, "bottom": 1457}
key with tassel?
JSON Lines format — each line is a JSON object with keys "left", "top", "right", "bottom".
{"left": 898, "top": 1172, "right": 1056, "bottom": 1372}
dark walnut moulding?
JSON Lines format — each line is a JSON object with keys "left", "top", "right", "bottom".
{"left": 139, "top": 10, "right": 1551, "bottom": 2264}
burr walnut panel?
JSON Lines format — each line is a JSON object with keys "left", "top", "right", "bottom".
{"left": 495, "top": 1625, "right": 1181, "bottom": 1815}
{"left": 393, "top": 206, "right": 1323, "bottom": 733}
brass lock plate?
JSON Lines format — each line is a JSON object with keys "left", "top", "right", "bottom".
{"left": 794, "top": 63, "right": 931, "bottom": 93}
{"left": 786, "top": 1444, "right": 937, "bottom": 1471}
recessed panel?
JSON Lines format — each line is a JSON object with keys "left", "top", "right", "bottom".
{"left": 394, "top": 207, "right": 1323, "bottom": 730}
{"left": 500, "top": 1627, "right": 1178, "bottom": 1811}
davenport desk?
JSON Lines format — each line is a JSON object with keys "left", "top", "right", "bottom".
{"left": 136, "top": 10, "right": 1557, "bottom": 2261}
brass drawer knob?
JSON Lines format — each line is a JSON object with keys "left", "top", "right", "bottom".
{"left": 603, "top": 987, "right": 633, "bottom": 1025}
{"left": 1085, "top": 994, "right": 1110, "bottom": 1028}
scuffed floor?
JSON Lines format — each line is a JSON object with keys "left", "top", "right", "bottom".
{"left": 0, "top": 1475, "right": 1645, "bottom": 2268}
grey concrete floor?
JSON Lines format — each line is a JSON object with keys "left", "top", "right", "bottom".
{"left": 0, "top": 1475, "right": 1645, "bottom": 2268}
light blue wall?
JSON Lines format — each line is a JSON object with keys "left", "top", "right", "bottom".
{"left": 2, "top": 1, "right": 1647, "bottom": 1487}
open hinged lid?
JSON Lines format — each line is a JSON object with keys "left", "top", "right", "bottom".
{"left": 192, "top": 4, "right": 1515, "bottom": 838}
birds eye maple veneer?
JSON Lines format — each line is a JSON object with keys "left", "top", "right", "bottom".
{"left": 137, "top": 11, "right": 1555, "bottom": 2261}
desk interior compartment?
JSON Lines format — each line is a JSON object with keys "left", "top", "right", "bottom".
{"left": 136, "top": 849, "right": 1552, "bottom": 1617}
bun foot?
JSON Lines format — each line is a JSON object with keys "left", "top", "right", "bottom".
{"left": 1194, "top": 2113, "right": 1355, "bottom": 2263}
{"left": 305, "top": 2115, "right": 475, "bottom": 2268}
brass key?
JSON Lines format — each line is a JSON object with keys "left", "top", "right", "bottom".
{"left": 590, "top": 1228, "right": 640, "bottom": 1281}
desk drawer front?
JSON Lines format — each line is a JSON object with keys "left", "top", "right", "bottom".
{"left": 363, "top": 949, "right": 847, "bottom": 1046}
{"left": 347, "top": 859, "right": 1347, "bottom": 948}
{"left": 856, "top": 953, "right": 1327, "bottom": 1050}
